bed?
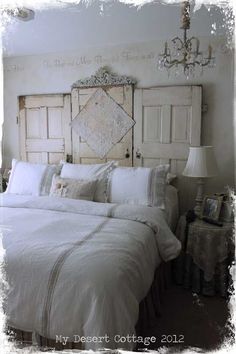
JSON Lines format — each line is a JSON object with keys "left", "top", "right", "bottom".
{"left": 1, "top": 159, "right": 181, "bottom": 350}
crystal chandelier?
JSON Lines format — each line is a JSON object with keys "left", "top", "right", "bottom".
{"left": 158, "top": 1, "right": 215, "bottom": 78}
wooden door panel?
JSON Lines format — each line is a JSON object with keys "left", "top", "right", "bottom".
{"left": 134, "top": 86, "right": 202, "bottom": 212}
{"left": 71, "top": 85, "right": 133, "bottom": 166}
{"left": 48, "top": 108, "right": 63, "bottom": 138}
{"left": 134, "top": 86, "right": 201, "bottom": 167}
{"left": 26, "top": 109, "right": 41, "bottom": 138}
{"left": 24, "top": 95, "right": 64, "bottom": 108}
{"left": 19, "top": 94, "right": 71, "bottom": 164}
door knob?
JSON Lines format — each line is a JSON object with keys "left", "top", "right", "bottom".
{"left": 66, "top": 154, "right": 73, "bottom": 163}
{"left": 136, "top": 149, "right": 141, "bottom": 159}
{"left": 125, "top": 149, "right": 130, "bottom": 159}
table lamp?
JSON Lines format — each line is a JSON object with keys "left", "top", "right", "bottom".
{"left": 182, "top": 146, "right": 218, "bottom": 215}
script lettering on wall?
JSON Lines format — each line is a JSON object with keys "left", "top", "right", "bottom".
{"left": 4, "top": 64, "right": 24, "bottom": 72}
{"left": 42, "top": 50, "right": 155, "bottom": 69}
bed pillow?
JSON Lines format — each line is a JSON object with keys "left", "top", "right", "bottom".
{"left": 60, "top": 161, "right": 117, "bottom": 202}
{"left": 6, "top": 159, "right": 47, "bottom": 196}
{"left": 6, "top": 159, "right": 62, "bottom": 196}
{"left": 107, "top": 165, "right": 169, "bottom": 209}
{"left": 49, "top": 175, "right": 97, "bottom": 201}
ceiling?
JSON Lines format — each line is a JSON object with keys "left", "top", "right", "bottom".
{"left": 1, "top": 1, "right": 227, "bottom": 57}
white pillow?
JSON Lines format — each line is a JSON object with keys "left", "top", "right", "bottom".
{"left": 49, "top": 175, "right": 97, "bottom": 201}
{"left": 60, "top": 161, "right": 117, "bottom": 202}
{"left": 6, "top": 159, "right": 61, "bottom": 196}
{"left": 6, "top": 159, "right": 47, "bottom": 196}
{"left": 107, "top": 165, "right": 169, "bottom": 209}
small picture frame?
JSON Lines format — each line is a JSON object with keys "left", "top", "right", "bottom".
{"left": 201, "top": 195, "right": 223, "bottom": 221}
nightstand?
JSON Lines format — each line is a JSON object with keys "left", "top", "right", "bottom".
{"left": 173, "top": 214, "right": 234, "bottom": 297}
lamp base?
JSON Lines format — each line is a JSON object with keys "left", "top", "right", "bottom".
{"left": 194, "top": 204, "right": 202, "bottom": 217}
{"left": 194, "top": 178, "right": 204, "bottom": 217}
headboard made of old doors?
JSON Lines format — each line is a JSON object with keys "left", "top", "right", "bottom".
{"left": 18, "top": 71, "right": 202, "bottom": 211}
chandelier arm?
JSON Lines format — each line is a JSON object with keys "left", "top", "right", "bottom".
{"left": 172, "top": 37, "right": 185, "bottom": 49}
{"left": 200, "top": 58, "right": 212, "bottom": 67}
{"left": 186, "top": 36, "right": 200, "bottom": 53}
{"left": 164, "top": 59, "right": 186, "bottom": 68}
{"left": 186, "top": 58, "right": 211, "bottom": 66}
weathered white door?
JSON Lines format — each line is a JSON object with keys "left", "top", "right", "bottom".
{"left": 134, "top": 86, "right": 202, "bottom": 211}
{"left": 19, "top": 94, "right": 71, "bottom": 164}
{"left": 71, "top": 85, "right": 133, "bottom": 166}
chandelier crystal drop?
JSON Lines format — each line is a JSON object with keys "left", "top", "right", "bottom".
{"left": 158, "top": 1, "right": 216, "bottom": 79}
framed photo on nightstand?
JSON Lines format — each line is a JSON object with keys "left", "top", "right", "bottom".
{"left": 201, "top": 195, "right": 223, "bottom": 221}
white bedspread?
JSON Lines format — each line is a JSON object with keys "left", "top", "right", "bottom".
{"left": 0, "top": 194, "right": 181, "bottom": 350}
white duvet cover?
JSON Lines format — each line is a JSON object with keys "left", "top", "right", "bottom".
{"left": 0, "top": 194, "right": 181, "bottom": 350}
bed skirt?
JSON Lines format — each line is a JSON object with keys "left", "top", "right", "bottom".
{"left": 6, "top": 261, "right": 171, "bottom": 351}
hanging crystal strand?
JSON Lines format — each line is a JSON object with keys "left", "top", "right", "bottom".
{"left": 185, "top": 66, "right": 189, "bottom": 80}
{"left": 189, "top": 64, "right": 195, "bottom": 78}
{"left": 198, "top": 52, "right": 203, "bottom": 66}
{"left": 208, "top": 51, "right": 216, "bottom": 68}
{"left": 200, "top": 63, "right": 203, "bottom": 77}
{"left": 167, "top": 67, "right": 171, "bottom": 78}
{"left": 175, "top": 64, "right": 180, "bottom": 77}
{"left": 211, "top": 57, "right": 216, "bottom": 68}
{"left": 158, "top": 55, "right": 163, "bottom": 70}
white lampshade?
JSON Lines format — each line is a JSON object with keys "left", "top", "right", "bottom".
{"left": 183, "top": 146, "right": 218, "bottom": 178}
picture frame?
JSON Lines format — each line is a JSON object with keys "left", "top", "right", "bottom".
{"left": 201, "top": 195, "right": 223, "bottom": 221}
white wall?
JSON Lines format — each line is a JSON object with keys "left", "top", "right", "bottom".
{"left": 2, "top": 1, "right": 226, "bottom": 57}
{"left": 2, "top": 37, "right": 235, "bottom": 207}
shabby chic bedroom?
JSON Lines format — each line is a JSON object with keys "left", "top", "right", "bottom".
{"left": 0, "top": 0, "right": 235, "bottom": 352}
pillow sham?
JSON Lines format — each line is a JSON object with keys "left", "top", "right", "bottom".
{"left": 107, "top": 165, "right": 169, "bottom": 209}
{"left": 6, "top": 159, "right": 61, "bottom": 196}
{"left": 49, "top": 175, "right": 97, "bottom": 201}
{"left": 60, "top": 161, "right": 117, "bottom": 202}
{"left": 6, "top": 159, "right": 47, "bottom": 196}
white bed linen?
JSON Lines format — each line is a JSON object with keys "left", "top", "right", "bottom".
{"left": 0, "top": 194, "right": 181, "bottom": 350}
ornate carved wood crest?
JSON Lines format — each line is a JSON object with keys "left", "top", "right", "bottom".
{"left": 71, "top": 66, "right": 137, "bottom": 88}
